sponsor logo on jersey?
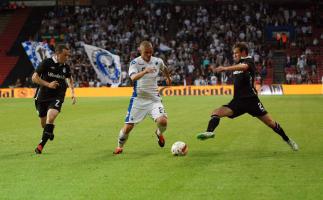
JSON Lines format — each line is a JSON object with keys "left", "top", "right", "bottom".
{"left": 48, "top": 72, "right": 65, "bottom": 79}
{"left": 233, "top": 70, "right": 244, "bottom": 75}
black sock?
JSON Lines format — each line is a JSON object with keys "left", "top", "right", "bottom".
{"left": 272, "top": 122, "right": 289, "bottom": 142}
{"left": 206, "top": 115, "right": 220, "bottom": 132}
{"left": 39, "top": 124, "right": 54, "bottom": 147}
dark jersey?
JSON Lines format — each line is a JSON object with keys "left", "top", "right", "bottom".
{"left": 34, "top": 57, "right": 71, "bottom": 101}
{"left": 233, "top": 56, "right": 257, "bottom": 99}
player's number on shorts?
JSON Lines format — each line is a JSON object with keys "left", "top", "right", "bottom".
{"left": 258, "top": 102, "right": 265, "bottom": 111}
{"left": 55, "top": 100, "right": 60, "bottom": 107}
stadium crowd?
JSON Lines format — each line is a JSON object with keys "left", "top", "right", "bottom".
{"left": 16, "top": 1, "right": 321, "bottom": 87}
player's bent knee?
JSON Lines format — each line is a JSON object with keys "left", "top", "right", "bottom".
{"left": 259, "top": 115, "right": 275, "bottom": 128}
{"left": 212, "top": 110, "right": 221, "bottom": 116}
{"left": 268, "top": 120, "right": 276, "bottom": 128}
{"left": 47, "top": 114, "right": 58, "bottom": 123}
{"left": 157, "top": 117, "right": 167, "bottom": 127}
{"left": 212, "top": 108, "right": 230, "bottom": 118}
{"left": 46, "top": 118, "right": 55, "bottom": 124}
{"left": 124, "top": 124, "right": 134, "bottom": 133}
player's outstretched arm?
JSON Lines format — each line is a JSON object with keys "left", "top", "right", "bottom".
{"left": 66, "top": 77, "right": 76, "bottom": 105}
{"left": 32, "top": 72, "right": 59, "bottom": 89}
{"left": 213, "top": 63, "right": 249, "bottom": 73}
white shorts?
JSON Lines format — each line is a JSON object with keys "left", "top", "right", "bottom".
{"left": 124, "top": 97, "right": 167, "bottom": 124}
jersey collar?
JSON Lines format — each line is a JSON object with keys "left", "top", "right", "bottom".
{"left": 140, "top": 56, "right": 151, "bottom": 64}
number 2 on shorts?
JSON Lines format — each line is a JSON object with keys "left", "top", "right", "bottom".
{"left": 258, "top": 102, "right": 265, "bottom": 111}
{"left": 55, "top": 100, "right": 60, "bottom": 107}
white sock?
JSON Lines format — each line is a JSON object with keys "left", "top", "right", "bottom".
{"left": 118, "top": 129, "right": 129, "bottom": 148}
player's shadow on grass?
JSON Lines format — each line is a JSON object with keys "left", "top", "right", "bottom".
{"left": 0, "top": 151, "right": 37, "bottom": 160}
{"left": 189, "top": 150, "right": 295, "bottom": 160}
{"left": 70, "top": 149, "right": 158, "bottom": 166}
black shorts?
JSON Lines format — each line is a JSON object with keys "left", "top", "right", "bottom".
{"left": 35, "top": 99, "right": 64, "bottom": 117}
{"left": 224, "top": 97, "right": 268, "bottom": 119}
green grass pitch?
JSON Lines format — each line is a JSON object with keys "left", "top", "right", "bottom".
{"left": 0, "top": 95, "right": 322, "bottom": 200}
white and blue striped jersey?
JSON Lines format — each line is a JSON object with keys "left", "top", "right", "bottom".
{"left": 129, "top": 56, "right": 166, "bottom": 101}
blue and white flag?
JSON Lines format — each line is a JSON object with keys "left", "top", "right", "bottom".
{"left": 21, "top": 41, "right": 53, "bottom": 69}
{"left": 83, "top": 44, "right": 121, "bottom": 87}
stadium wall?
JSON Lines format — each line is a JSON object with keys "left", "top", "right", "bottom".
{"left": 0, "top": 85, "right": 322, "bottom": 98}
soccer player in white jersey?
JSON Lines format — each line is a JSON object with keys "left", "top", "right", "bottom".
{"left": 113, "top": 41, "right": 172, "bottom": 154}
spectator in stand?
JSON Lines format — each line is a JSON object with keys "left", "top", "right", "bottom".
{"left": 24, "top": 77, "right": 33, "bottom": 88}
{"left": 300, "top": 69, "right": 308, "bottom": 83}
{"left": 253, "top": 52, "right": 260, "bottom": 65}
{"left": 49, "top": 36, "right": 56, "bottom": 49}
{"left": 260, "top": 65, "right": 267, "bottom": 85}
{"left": 209, "top": 75, "right": 217, "bottom": 85}
{"left": 286, "top": 54, "right": 291, "bottom": 68}
{"left": 296, "top": 73, "right": 302, "bottom": 84}
{"left": 281, "top": 32, "right": 288, "bottom": 49}
{"left": 13, "top": 78, "right": 22, "bottom": 87}
{"left": 255, "top": 73, "right": 261, "bottom": 85}
{"left": 172, "top": 71, "right": 181, "bottom": 86}
{"left": 276, "top": 32, "right": 282, "bottom": 49}
{"left": 313, "top": 38, "right": 319, "bottom": 46}
{"left": 8, "top": 1, "right": 17, "bottom": 10}
{"left": 297, "top": 55, "right": 306, "bottom": 73}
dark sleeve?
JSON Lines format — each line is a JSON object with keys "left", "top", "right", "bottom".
{"left": 65, "top": 65, "right": 71, "bottom": 78}
{"left": 35, "top": 59, "right": 48, "bottom": 75}
{"left": 244, "top": 58, "right": 255, "bottom": 72}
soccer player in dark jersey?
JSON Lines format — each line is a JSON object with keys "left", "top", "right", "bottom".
{"left": 197, "top": 42, "right": 298, "bottom": 151}
{"left": 32, "top": 44, "right": 76, "bottom": 154}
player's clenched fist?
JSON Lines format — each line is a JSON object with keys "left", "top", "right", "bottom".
{"left": 144, "top": 67, "right": 156, "bottom": 74}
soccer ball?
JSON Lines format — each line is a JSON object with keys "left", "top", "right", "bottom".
{"left": 171, "top": 141, "right": 188, "bottom": 156}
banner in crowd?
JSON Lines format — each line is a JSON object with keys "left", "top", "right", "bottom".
{"left": 83, "top": 44, "right": 121, "bottom": 87}
{"left": 0, "top": 85, "right": 322, "bottom": 98}
{"left": 21, "top": 41, "right": 53, "bottom": 69}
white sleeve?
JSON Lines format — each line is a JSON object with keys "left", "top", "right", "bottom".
{"left": 128, "top": 60, "right": 138, "bottom": 77}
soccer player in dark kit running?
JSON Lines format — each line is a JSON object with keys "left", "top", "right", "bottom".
{"left": 32, "top": 44, "right": 76, "bottom": 154}
{"left": 197, "top": 42, "right": 299, "bottom": 151}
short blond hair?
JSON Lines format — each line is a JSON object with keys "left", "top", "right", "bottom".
{"left": 139, "top": 41, "right": 153, "bottom": 50}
